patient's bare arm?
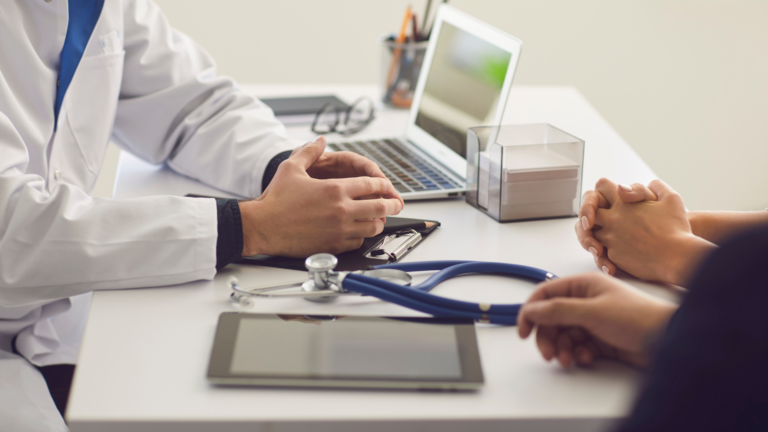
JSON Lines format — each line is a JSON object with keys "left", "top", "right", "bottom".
{"left": 688, "top": 211, "right": 768, "bottom": 245}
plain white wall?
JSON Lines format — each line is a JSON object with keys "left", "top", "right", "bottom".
{"left": 117, "top": 0, "right": 766, "bottom": 211}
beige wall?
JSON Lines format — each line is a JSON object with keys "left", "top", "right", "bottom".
{"left": 137, "top": 0, "right": 768, "bottom": 211}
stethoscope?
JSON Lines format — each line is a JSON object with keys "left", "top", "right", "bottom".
{"left": 229, "top": 254, "right": 556, "bottom": 325}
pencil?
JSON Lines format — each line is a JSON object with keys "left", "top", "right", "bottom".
{"left": 411, "top": 13, "right": 420, "bottom": 41}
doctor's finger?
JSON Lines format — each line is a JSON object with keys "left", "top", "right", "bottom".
{"left": 348, "top": 197, "right": 403, "bottom": 219}
{"left": 341, "top": 177, "right": 397, "bottom": 200}
{"left": 595, "top": 178, "right": 620, "bottom": 207}
{"left": 289, "top": 136, "right": 327, "bottom": 170}
{"left": 336, "top": 151, "right": 388, "bottom": 179}
{"left": 578, "top": 190, "right": 609, "bottom": 230}
{"left": 327, "top": 238, "right": 367, "bottom": 255}
{"left": 346, "top": 218, "right": 386, "bottom": 239}
{"left": 617, "top": 183, "right": 658, "bottom": 203}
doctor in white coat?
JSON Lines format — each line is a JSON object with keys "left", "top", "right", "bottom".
{"left": 0, "top": 0, "right": 403, "bottom": 430}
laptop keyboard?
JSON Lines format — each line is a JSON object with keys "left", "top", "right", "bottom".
{"left": 327, "top": 139, "right": 459, "bottom": 193}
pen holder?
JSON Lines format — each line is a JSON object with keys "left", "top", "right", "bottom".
{"left": 466, "top": 124, "right": 585, "bottom": 222}
{"left": 380, "top": 37, "right": 429, "bottom": 108}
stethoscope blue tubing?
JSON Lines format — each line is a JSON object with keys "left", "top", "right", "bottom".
{"left": 342, "top": 278, "right": 519, "bottom": 325}
{"left": 372, "top": 261, "right": 552, "bottom": 292}
{"left": 344, "top": 261, "right": 556, "bottom": 325}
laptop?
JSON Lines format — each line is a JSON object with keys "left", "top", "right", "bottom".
{"left": 327, "top": 5, "right": 522, "bottom": 200}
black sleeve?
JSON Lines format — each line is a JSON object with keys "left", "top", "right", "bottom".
{"left": 214, "top": 198, "right": 243, "bottom": 270}
{"left": 214, "top": 150, "right": 292, "bottom": 270}
{"left": 261, "top": 150, "right": 292, "bottom": 193}
{"left": 616, "top": 224, "right": 768, "bottom": 432}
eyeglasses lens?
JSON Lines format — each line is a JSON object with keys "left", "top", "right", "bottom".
{"left": 347, "top": 99, "right": 373, "bottom": 126}
{"left": 312, "top": 104, "right": 340, "bottom": 134}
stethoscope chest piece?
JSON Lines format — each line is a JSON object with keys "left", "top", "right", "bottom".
{"left": 302, "top": 253, "right": 342, "bottom": 303}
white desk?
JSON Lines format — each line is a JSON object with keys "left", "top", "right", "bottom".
{"left": 67, "top": 85, "right": 674, "bottom": 432}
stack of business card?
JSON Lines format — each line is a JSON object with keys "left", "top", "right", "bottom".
{"left": 478, "top": 146, "right": 581, "bottom": 221}
{"left": 500, "top": 167, "right": 579, "bottom": 220}
{"left": 501, "top": 146, "right": 580, "bottom": 220}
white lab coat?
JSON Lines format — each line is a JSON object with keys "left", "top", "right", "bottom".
{"left": 0, "top": 0, "right": 294, "bottom": 428}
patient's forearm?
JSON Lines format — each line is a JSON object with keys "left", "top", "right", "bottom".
{"left": 688, "top": 211, "right": 768, "bottom": 244}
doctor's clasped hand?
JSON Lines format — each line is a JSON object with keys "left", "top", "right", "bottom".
{"left": 241, "top": 136, "right": 404, "bottom": 257}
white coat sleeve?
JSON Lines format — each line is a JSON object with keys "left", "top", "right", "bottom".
{"left": 112, "top": 0, "right": 296, "bottom": 198}
{"left": 0, "top": 111, "right": 218, "bottom": 308}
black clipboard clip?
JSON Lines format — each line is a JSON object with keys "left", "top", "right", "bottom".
{"left": 364, "top": 229, "right": 423, "bottom": 262}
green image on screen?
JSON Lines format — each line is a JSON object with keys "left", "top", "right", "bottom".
{"left": 415, "top": 23, "right": 512, "bottom": 158}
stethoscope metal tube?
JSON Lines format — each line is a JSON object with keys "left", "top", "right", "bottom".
{"left": 229, "top": 254, "right": 556, "bottom": 325}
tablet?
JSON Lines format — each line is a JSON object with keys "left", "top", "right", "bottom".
{"left": 207, "top": 313, "right": 484, "bottom": 390}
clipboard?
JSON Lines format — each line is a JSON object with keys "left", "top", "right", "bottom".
{"left": 242, "top": 216, "right": 440, "bottom": 271}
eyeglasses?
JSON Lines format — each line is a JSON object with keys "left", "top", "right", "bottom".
{"left": 311, "top": 97, "right": 375, "bottom": 136}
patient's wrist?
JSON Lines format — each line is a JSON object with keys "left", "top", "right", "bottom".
{"left": 687, "top": 211, "right": 714, "bottom": 240}
{"left": 666, "top": 235, "right": 718, "bottom": 286}
{"left": 687, "top": 212, "right": 702, "bottom": 237}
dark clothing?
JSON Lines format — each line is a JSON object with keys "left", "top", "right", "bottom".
{"left": 214, "top": 150, "right": 292, "bottom": 269}
{"left": 11, "top": 337, "right": 74, "bottom": 419}
{"left": 261, "top": 150, "right": 292, "bottom": 192}
{"left": 37, "top": 364, "right": 76, "bottom": 419}
{"left": 617, "top": 224, "right": 768, "bottom": 432}
{"left": 214, "top": 198, "right": 244, "bottom": 270}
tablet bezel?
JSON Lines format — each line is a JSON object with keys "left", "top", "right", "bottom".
{"left": 207, "top": 313, "right": 484, "bottom": 390}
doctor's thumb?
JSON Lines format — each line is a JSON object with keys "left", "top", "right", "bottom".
{"left": 290, "top": 136, "right": 327, "bottom": 170}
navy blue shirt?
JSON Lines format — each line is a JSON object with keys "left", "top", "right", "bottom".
{"left": 617, "top": 224, "right": 768, "bottom": 432}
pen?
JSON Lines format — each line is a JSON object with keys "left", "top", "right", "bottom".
{"left": 384, "top": 5, "right": 412, "bottom": 104}
{"left": 385, "top": 5, "right": 413, "bottom": 108}
{"left": 425, "top": 0, "right": 448, "bottom": 40}
{"left": 421, "top": 0, "right": 433, "bottom": 40}
{"left": 411, "top": 13, "right": 420, "bottom": 42}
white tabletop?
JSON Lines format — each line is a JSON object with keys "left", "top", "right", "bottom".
{"left": 67, "top": 84, "right": 674, "bottom": 432}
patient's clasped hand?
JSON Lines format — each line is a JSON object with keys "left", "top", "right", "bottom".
{"left": 575, "top": 178, "right": 716, "bottom": 285}
{"left": 519, "top": 177, "right": 768, "bottom": 369}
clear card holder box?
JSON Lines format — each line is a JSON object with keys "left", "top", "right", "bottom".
{"left": 466, "top": 124, "right": 585, "bottom": 222}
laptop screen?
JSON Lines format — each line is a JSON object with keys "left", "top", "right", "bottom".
{"left": 414, "top": 22, "right": 512, "bottom": 159}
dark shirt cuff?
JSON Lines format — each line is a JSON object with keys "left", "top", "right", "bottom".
{"left": 261, "top": 150, "right": 292, "bottom": 193}
{"left": 215, "top": 151, "right": 291, "bottom": 270}
{"left": 215, "top": 198, "right": 244, "bottom": 270}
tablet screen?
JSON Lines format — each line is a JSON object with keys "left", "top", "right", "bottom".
{"left": 208, "top": 314, "right": 483, "bottom": 390}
